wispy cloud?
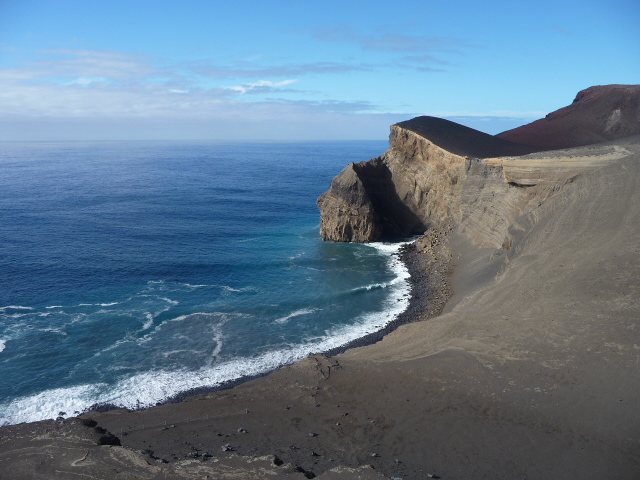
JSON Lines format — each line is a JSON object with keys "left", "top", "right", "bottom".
{"left": 27, "top": 49, "right": 157, "bottom": 82}
{"left": 0, "top": 48, "right": 383, "bottom": 123}
{"left": 0, "top": 78, "right": 232, "bottom": 118}
{"left": 64, "top": 76, "right": 109, "bottom": 86}
{"left": 393, "top": 54, "right": 450, "bottom": 72}
{"left": 191, "top": 61, "right": 370, "bottom": 79}
{"left": 313, "top": 27, "right": 469, "bottom": 53}
{"left": 228, "top": 79, "right": 298, "bottom": 94}
{"left": 0, "top": 51, "right": 212, "bottom": 118}
{"left": 308, "top": 25, "right": 473, "bottom": 72}
{"left": 269, "top": 98, "right": 378, "bottom": 114}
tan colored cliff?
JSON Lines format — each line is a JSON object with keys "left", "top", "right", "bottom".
{"left": 318, "top": 118, "right": 632, "bottom": 250}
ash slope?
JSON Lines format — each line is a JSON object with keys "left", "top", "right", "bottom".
{"left": 497, "top": 84, "right": 640, "bottom": 150}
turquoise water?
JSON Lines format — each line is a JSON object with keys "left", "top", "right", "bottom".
{"left": 0, "top": 141, "right": 410, "bottom": 425}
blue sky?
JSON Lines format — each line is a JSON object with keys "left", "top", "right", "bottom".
{"left": 1, "top": 0, "right": 638, "bottom": 141}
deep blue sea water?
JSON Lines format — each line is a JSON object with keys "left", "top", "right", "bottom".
{"left": 0, "top": 141, "right": 410, "bottom": 425}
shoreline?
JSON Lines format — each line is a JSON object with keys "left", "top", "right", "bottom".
{"left": 0, "top": 232, "right": 432, "bottom": 427}
{"left": 0, "top": 226, "right": 455, "bottom": 480}
{"left": 90, "top": 229, "right": 451, "bottom": 412}
{"left": 0, "top": 229, "right": 455, "bottom": 477}
{"left": 65, "top": 228, "right": 458, "bottom": 479}
{"left": 321, "top": 230, "right": 451, "bottom": 357}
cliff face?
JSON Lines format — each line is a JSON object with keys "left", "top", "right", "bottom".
{"left": 317, "top": 161, "right": 384, "bottom": 243}
{"left": 318, "top": 123, "right": 525, "bottom": 248}
{"left": 318, "top": 123, "right": 464, "bottom": 242}
{"left": 319, "top": 125, "right": 450, "bottom": 242}
{"left": 318, "top": 115, "right": 632, "bottom": 248}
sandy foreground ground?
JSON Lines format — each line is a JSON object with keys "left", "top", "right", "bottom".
{"left": 1, "top": 137, "right": 640, "bottom": 480}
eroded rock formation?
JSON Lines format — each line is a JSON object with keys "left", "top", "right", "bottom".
{"left": 318, "top": 87, "right": 639, "bottom": 248}
{"left": 318, "top": 117, "right": 545, "bottom": 247}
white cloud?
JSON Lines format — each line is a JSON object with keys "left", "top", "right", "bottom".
{"left": 0, "top": 60, "right": 382, "bottom": 131}
{"left": 65, "top": 76, "right": 109, "bottom": 86}
{"left": 33, "top": 49, "right": 156, "bottom": 81}
{"left": 228, "top": 79, "right": 298, "bottom": 94}
{"left": 0, "top": 47, "right": 411, "bottom": 140}
{"left": 191, "top": 61, "right": 369, "bottom": 79}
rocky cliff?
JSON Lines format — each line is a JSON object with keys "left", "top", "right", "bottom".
{"left": 318, "top": 120, "right": 524, "bottom": 246}
{"left": 318, "top": 93, "right": 636, "bottom": 248}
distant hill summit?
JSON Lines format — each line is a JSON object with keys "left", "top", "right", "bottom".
{"left": 396, "top": 85, "right": 640, "bottom": 157}
{"left": 395, "top": 116, "right": 538, "bottom": 157}
{"left": 497, "top": 84, "right": 640, "bottom": 150}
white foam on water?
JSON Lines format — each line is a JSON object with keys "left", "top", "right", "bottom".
{"left": 0, "top": 339, "right": 6, "bottom": 353}
{"left": 41, "top": 326, "right": 67, "bottom": 335}
{"left": 219, "top": 285, "right": 255, "bottom": 293}
{"left": 134, "top": 311, "right": 238, "bottom": 347}
{"left": 158, "top": 297, "right": 179, "bottom": 305}
{"left": 205, "top": 330, "right": 225, "bottom": 367}
{"left": 0, "top": 305, "right": 35, "bottom": 312}
{"left": 4, "top": 265, "right": 408, "bottom": 421}
{"left": 368, "top": 240, "right": 412, "bottom": 283}
{"left": 152, "top": 311, "right": 209, "bottom": 330}
{"left": 77, "top": 302, "right": 119, "bottom": 309}
{"left": 139, "top": 301, "right": 176, "bottom": 332}
{"left": 0, "top": 306, "right": 35, "bottom": 319}
{"left": 273, "top": 308, "right": 318, "bottom": 324}
{"left": 141, "top": 313, "right": 154, "bottom": 331}
{"left": 234, "top": 236, "right": 267, "bottom": 243}
{"left": 211, "top": 335, "right": 223, "bottom": 359}
{"left": 0, "top": 384, "right": 105, "bottom": 426}
{"left": 0, "top": 241, "right": 413, "bottom": 426}
{"left": 2, "top": 313, "right": 30, "bottom": 319}
{"left": 349, "top": 281, "right": 393, "bottom": 293}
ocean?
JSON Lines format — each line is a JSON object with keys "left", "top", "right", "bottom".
{"left": 0, "top": 140, "right": 410, "bottom": 425}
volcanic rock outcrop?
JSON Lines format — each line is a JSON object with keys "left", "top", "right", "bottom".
{"left": 497, "top": 84, "right": 640, "bottom": 150}
{"left": 318, "top": 85, "right": 640, "bottom": 247}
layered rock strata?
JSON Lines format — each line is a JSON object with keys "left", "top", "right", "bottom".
{"left": 318, "top": 116, "right": 630, "bottom": 249}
